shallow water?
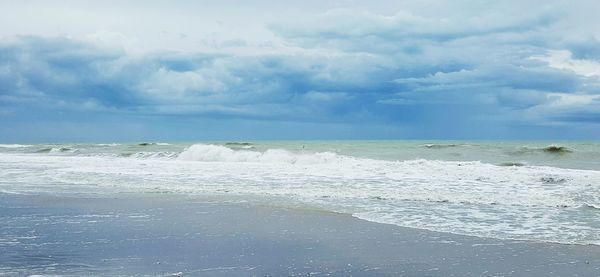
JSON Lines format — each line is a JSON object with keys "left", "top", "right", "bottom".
{"left": 3, "top": 194, "right": 599, "bottom": 276}
{"left": 1, "top": 140, "right": 599, "bottom": 245}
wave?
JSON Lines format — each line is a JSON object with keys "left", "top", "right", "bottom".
{"left": 137, "top": 142, "right": 171, "bottom": 146}
{"left": 514, "top": 145, "right": 573, "bottom": 155}
{"left": 0, "top": 144, "right": 32, "bottom": 148}
{"left": 421, "top": 143, "right": 460, "bottom": 149}
{"left": 178, "top": 144, "right": 339, "bottom": 164}
{"left": 49, "top": 147, "right": 79, "bottom": 154}
{"left": 498, "top": 162, "right": 527, "bottom": 167}
{"left": 542, "top": 145, "right": 572, "bottom": 153}
{"left": 224, "top": 142, "right": 253, "bottom": 146}
{"left": 585, "top": 204, "right": 600, "bottom": 210}
{"left": 224, "top": 142, "right": 254, "bottom": 149}
{"left": 34, "top": 148, "right": 52, "bottom": 153}
{"left": 32, "top": 147, "right": 79, "bottom": 154}
{"left": 95, "top": 143, "right": 121, "bottom": 147}
{"left": 3, "top": 148, "right": 600, "bottom": 245}
{"left": 129, "top": 151, "right": 179, "bottom": 159}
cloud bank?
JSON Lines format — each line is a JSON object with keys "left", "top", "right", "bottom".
{"left": 1, "top": 1, "right": 600, "bottom": 141}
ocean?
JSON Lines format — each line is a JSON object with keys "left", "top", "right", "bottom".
{"left": 1, "top": 140, "right": 599, "bottom": 245}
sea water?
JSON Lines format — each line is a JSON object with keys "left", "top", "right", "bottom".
{"left": 1, "top": 141, "right": 599, "bottom": 245}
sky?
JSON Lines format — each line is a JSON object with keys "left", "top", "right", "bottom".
{"left": 1, "top": 0, "right": 600, "bottom": 142}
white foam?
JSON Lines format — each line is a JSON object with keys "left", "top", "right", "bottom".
{"left": 1, "top": 150, "right": 599, "bottom": 245}
{"left": 0, "top": 144, "right": 32, "bottom": 148}
{"left": 130, "top": 151, "right": 178, "bottom": 159}
{"left": 48, "top": 147, "right": 78, "bottom": 154}
{"left": 95, "top": 143, "right": 121, "bottom": 146}
{"left": 177, "top": 144, "right": 339, "bottom": 164}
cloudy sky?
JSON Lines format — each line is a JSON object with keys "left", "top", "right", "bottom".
{"left": 1, "top": 0, "right": 600, "bottom": 142}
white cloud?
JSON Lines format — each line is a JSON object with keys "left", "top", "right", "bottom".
{"left": 2, "top": 1, "right": 600, "bottom": 138}
{"left": 85, "top": 30, "right": 139, "bottom": 53}
{"left": 522, "top": 92, "right": 600, "bottom": 123}
{"left": 532, "top": 50, "right": 600, "bottom": 78}
{"left": 545, "top": 93, "right": 599, "bottom": 107}
{"left": 138, "top": 67, "right": 232, "bottom": 101}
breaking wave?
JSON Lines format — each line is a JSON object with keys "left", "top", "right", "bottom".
{"left": 34, "top": 148, "right": 52, "bottom": 153}
{"left": 1, "top": 143, "right": 600, "bottom": 245}
{"left": 0, "top": 144, "right": 32, "bottom": 148}
{"left": 95, "top": 143, "right": 121, "bottom": 147}
{"left": 542, "top": 145, "right": 572, "bottom": 153}
{"left": 129, "top": 151, "right": 179, "bottom": 159}
{"left": 137, "top": 142, "right": 172, "bottom": 146}
{"left": 49, "top": 147, "right": 79, "bottom": 154}
{"left": 514, "top": 145, "right": 573, "bottom": 155}
{"left": 421, "top": 143, "right": 461, "bottom": 149}
{"left": 33, "top": 147, "right": 79, "bottom": 154}
{"left": 178, "top": 144, "right": 340, "bottom": 164}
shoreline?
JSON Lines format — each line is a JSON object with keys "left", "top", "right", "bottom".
{"left": 8, "top": 191, "right": 600, "bottom": 248}
{"left": 2, "top": 193, "right": 600, "bottom": 276}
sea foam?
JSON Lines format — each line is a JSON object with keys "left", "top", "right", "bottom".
{"left": 177, "top": 144, "right": 339, "bottom": 164}
{"left": 0, "top": 144, "right": 32, "bottom": 148}
{"left": 1, "top": 144, "right": 600, "bottom": 245}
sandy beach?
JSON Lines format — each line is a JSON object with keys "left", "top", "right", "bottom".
{"left": 3, "top": 0, "right": 600, "bottom": 275}
{"left": 1, "top": 193, "right": 599, "bottom": 276}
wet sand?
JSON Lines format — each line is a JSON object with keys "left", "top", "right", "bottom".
{"left": 1, "top": 193, "right": 599, "bottom": 276}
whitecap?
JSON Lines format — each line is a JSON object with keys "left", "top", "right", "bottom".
{"left": 0, "top": 144, "right": 32, "bottom": 148}
{"left": 177, "top": 144, "right": 339, "bottom": 165}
